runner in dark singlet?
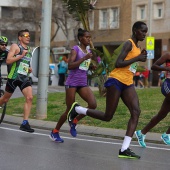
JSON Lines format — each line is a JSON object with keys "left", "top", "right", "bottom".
{"left": 136, "top": 52, "right": 170, "bottom": 147}
{"left": 0, "top": 29, "right": 34, "bottom": 133}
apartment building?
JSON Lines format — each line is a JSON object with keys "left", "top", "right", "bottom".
{"left": 88, "top": 0, "right": 132, "bottom": 53}
{"left": 86, "top": 0, "right": 170, "bottom": 85}
{"left": 0, "top": 0, "right": 41, "bottom": 47}
{"left": 0, "top": 0, "right": 169, "bottom": 85}
{"left": 132, "top": 0, "right": 170, "bottom": 85}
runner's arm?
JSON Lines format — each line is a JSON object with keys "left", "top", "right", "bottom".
{"left": 6, "top": 44, "right": 26, "bottom": 64}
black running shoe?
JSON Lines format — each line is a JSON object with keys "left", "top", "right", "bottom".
{"left": 67, "top": 102, "right": 79, "bottom": 124}
{"left": 118, "top": 148, "right": 140, "bottom": 159}
{"left": 20, "top": 122, "right": 34, "bottom": 133}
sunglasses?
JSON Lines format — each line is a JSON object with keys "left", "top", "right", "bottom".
{"left": 0, "top": 44, "right": 7, "bottom": 46}
{"left": 22, "top": 34, "right": 30, "bottom": 38}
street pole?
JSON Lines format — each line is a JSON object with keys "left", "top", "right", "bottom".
{"left": 148, "top": 0, "right": 152, "bottom": 87}
{"left": 36, "top": 0, "right": 52, "bottom": 119}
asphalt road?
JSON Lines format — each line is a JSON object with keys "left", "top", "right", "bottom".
{"left": 0, "top": 123, "right": 170, "bottom": 170}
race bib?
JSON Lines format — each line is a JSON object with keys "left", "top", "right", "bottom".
{"left": 129, "top": 62, "right": 137, "bottom": 73}
{"left": 79, "top": 59, "right": 91, "bottom": 71}
{"left": 17, "top": 62, "right": 29, "bottom": 75}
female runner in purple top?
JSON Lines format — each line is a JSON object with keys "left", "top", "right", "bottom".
{"left": 49, "top": 28, "right": 97, "bottom": 142}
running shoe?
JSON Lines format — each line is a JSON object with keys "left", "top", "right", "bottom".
{"left": 70, "top": 123, "right": 77, "bottom": 137}
{"left": 49, "top": 131, "right": 64, "bottom": 143}
{"left": 20, "top": 122, "right": 34, "bottom": 133}
{"left": 161, "top": 133, "right": 170, "bottom": 145}
{"left": 135, "top": 130, "right": 146, "bottom": 148}
{"left": 118, "top": 148, "right": 140, "bottom": 159}
{"left": 67, "top": 102, "right": 79, "bottom": 124}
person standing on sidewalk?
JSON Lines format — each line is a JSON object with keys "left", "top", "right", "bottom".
{"left": 67, "top": 21, "right": 148, "bottom": 159}
{"left": 0, "top": 29, "right": 34, "bottom": 133}
{"left": 49, "top": 28, "right": 97, "bottom": 142}
{"left": 135, "top": 52, "right": 170, "bottom": 147}
{"left": 57, "top": 56, "right": 68, "bottom": 86}
{"left": 142, "top": 66, "right": 149, "bottom": 88}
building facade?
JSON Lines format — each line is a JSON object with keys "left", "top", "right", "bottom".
{"left": 132, "top": 0, "right": 170, "bottom": 85}
{"left": 0, "top": 0, "right": 40, "bottom": 46}
{"left": 0, "top": 0, "right": 170, "bottom": 85}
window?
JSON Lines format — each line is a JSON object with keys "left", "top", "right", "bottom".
{"left": 137, "top": 5, "right": 146, "bottom": 20}
{"left": 99, "top": 7, "right": 119, "bottom": 29}
{"left": 1, "top": 30, "right": 18, "bottom": 44}
{"left": 22, "top": 8, "right": 35, "bottom": 20}
{"left": 109, "top": 8, "right": 119, "bottom": 29}
{"left": 88, "top": 11, "right": 94, "bottom": 30}
{"left": 1, "top": 7, "right": 13, "bottom": 18}
{"left": 1, "top": 7, "right": 35, "bottom": 20}
{"left": 154, "top": 3, "right": 164, "bottom": 18}
{"left": 99, "top": 9, "right": 108, "bottom": 29}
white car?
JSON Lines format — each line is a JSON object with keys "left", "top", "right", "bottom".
{"left": 29, "top": 70, "right": 52, "bottom": 85}
{"left": 29, "top": 72, "right": 38, "bottom": 84}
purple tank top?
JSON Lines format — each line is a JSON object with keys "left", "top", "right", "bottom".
{"left": 65, "top": 45, "right": 91, "bottom": 86}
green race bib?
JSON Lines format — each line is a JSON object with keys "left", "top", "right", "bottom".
{"left": 129, "top": 62, "right": 137, "bottom": 73}
{"left": 79, "top": 59, "right": 91, "bottom": 71}
{"left": 17, "top": 62, "right": 29, "bottom": 75}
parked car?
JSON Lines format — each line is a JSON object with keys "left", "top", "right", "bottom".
{"left": 29, "top": 72, "right": 38, "bottom": 84}
{"left": 29, "top": 68, "right": 52, "bottom": 85}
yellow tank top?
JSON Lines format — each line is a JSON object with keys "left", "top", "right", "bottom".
{"left": 109, "top": 39, "right": 141, "bottom": 85}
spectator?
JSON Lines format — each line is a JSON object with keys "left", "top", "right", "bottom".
{"left": 158, "top": 71, "right": 165, "bottom": 87}
{"left": 58, "top": 56, "right": 68, "bottom": 86}
{"left": 134, "top": 72, "right": 144, "bottom": 88}
{"left": 142, "top": 67, "right": 149, "bottom": 88}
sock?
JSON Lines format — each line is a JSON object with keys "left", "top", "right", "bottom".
{"left": 75, "top": 106, "right": 88, "bottom": 115}
{"left": 141, "top": 130, "right": 146, "bottom": 135}
{"left": 22, "top": 120, "right": 28, "bottom": 125}
{"left": 53, "top": 129, "right": 59, "bottom": 133}
{"left": 73, "top": 118, "right": 78, "bottom": 124}
{"left": 121, "top": 136, "right": 132, "bottom": 152}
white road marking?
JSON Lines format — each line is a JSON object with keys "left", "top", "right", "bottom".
{"left": 0, "top": 126, "right": 170, "bottom": 151}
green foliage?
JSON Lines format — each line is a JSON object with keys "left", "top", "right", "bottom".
{"left": 90, "top": 43, "right": 124, "bottom": 78}
{"left": 62, "top": 0, "right": 91, "bottom": 30}
{"left": 136, "top": 66, "right": 146, "bottom": 72}
{"left": 110, "top": 43, "right": 124, "bottom": 71}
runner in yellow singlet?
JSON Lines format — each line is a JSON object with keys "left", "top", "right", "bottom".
{"left": 68, "top": 21, "right": 148, "bottom": 159}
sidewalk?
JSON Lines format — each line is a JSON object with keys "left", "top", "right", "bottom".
{"left": 2, "top": 85, "right": 164, "bottom": 145}
{"left": 3, "top": 114, "right": 163, "bottom": 145}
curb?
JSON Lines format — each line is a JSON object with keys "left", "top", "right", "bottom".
{"left": 3, "top": 115, "right": 164, "bottom": 145}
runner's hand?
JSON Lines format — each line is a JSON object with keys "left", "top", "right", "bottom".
{"left": 84, "top": 53, "right": 93, "bottom": 60}
{"left": 138, "top": 53, "right": 147, "bottom": 62}
{"left": 28, "top": 67, "right": 32, "bottom": 73}
{"left": 21, "top": 50, "right": 28, "bottom": 58}
{"left": 141, "top": 49, "right": 147, "bottom": 55}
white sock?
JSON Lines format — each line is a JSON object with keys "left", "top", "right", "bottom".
{"left": 75, "top": 106, "right": 88, "bottom": 115}
{"left": 121, "top": 136, "right": 132, "bottom": 152}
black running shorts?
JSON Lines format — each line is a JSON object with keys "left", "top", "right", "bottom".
{"left": 5, "top": 78, "right": 31, "bottom": 93}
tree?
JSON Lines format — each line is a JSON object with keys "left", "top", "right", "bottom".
{"left": 62, "top": 0, "right": 98, "bottom": 48}
{"left": 51, "top": 0, "right": 80, "bottom": 49}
